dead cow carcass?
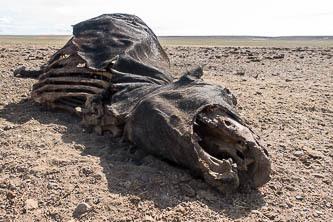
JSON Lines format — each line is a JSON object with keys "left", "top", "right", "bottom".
{"left": 26, "top": 14, "right": 271, "bottom": 193}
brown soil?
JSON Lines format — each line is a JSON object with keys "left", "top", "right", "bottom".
{"left": 0, "top": 44, "right": 332, "bottom": 221}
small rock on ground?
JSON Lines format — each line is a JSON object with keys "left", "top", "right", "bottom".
{"left": 73, "top": 202, "right": 91, "bottom": 218}
{"left": 293, "top": 150, "right": 304, "bottom": 157}
{"left": 25, "top": 199, "right": 38, "bottom": 210}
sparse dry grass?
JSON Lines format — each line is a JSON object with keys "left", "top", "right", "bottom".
{"left": 1, "top": 35, "right": 333, "bottom": 47}
{"left": 158, "top": 36, "right": 333, "bottom": 47}
{"left": 0, "top": 35, "right": 71, "bottom": 47}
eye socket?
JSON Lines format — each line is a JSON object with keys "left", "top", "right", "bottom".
{"left": 236, "top": 150, "right": 244, "bottom": 160}
{"left": 224, "top": 120, "right": 232, "bottom": 126}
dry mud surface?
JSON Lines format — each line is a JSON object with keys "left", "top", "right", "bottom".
{"left": 0, "top": 43, "right": 332, "bottom": 221}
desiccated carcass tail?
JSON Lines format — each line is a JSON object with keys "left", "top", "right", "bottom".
{"left": 124, "top": 67, "right": 271, "bottom": 193}
{"left": 24, "top": 13, "right": 271, "bottom": 193}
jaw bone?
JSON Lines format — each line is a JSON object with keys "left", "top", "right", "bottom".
{"left": 193, "top": 106, "right": 271, "bottom": 192}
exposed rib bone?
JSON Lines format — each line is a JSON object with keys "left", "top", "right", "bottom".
{"left": 33, "top": 77, "right": 111, "bottom": 90}
{"left": 33, "top": 84, "right": 105, "bottom": 95}
{"left": 39, "top": 67, "right": 113, "bottom": 81}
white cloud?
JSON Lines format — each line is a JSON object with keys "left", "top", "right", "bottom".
{"left": 1, "top": 0, "right": 333, "bottom": 35}
{"left": 0, "top": 17, "right": 11, "bottom": 24}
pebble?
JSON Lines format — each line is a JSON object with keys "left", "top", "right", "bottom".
{"left": 25, "top": 199, "right": 38, "bottom": 210}
{"left": 13, "top": 66, "right": 25, "bottom": 76}
{"left": 293, "top": 150, "right": 304, "bottom": 157}
{"left": 142, "top": 215, "right": 154, "bottom": 222}
{"left": 305, "top": 148, "right": 324, "bottom": 158}
{"left": 80, "top": 166, "right": 94, "bottom": 176}
{"left": 73, "top": 202, "right": 91, "bottom": 218}
{"left": 315, "top": 210, "right": 322, "bottom": 215}
{"left": 313, "top": 174, "right": 324, "bottom": 178}
{"left": 235, "top": 71, "right": 245, "bottom": 76}
{"left": 175, "top": 205, "right": 186, "bottom": 214}
{"left": 3, "top": 125, "right": 14, "bottom": 131}
{"left": 0, "top": 179, "right": 9, "bottom": 189}
{"left": 6, "top": 190, "right": 16, "bottom": 199}
{"left": 296, "top": 195, "right": 303, "bottom": 200}
{"left": 74, "top": 144, "right": 85, "bottom": 151}
{"left": 47, "top": 182, "right": 59, "bottom": 190}
{"left": 251, "top": 210, "right": 261, "bottom": 214}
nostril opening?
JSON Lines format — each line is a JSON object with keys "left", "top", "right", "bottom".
{"left": 226, "top": 88, "right": 231, "bottom": 94}
{"left": 216, "top": 152, "right": 232, "bottom": 161}
{"left": 224, "top": 120, "right": 232, "bottom": 126}
{"left": 236, "top": 150, "right": 244, "bottom": 160}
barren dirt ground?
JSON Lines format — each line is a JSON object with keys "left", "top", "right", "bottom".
{"left": 0, "top": 42, "right": 332, "bottom": 221}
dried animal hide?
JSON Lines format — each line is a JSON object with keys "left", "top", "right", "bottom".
{"left": 22, "top": 14, "right": 271, "bottom": 193}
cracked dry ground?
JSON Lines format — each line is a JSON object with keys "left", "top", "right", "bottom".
{"left": 0, "top": 43, "right": 332, "bottom": 221}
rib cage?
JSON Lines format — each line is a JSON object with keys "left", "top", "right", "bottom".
{"left": 31, "top": 14, "right": 172, "bottom": 136}
{"left": 31, "top": 40, "right": 113, "bottom": 113}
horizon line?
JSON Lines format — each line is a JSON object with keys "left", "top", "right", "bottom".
{"left": 1, "top": 34, "right": 333, "bottom": 38}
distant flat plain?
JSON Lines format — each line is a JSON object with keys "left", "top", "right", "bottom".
{"left": 1, "top": 35, "right": 333, "bottom": 47}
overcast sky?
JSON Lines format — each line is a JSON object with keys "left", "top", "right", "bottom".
{"left": 1, "top": 0, "right": 333, "bottom": 36}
